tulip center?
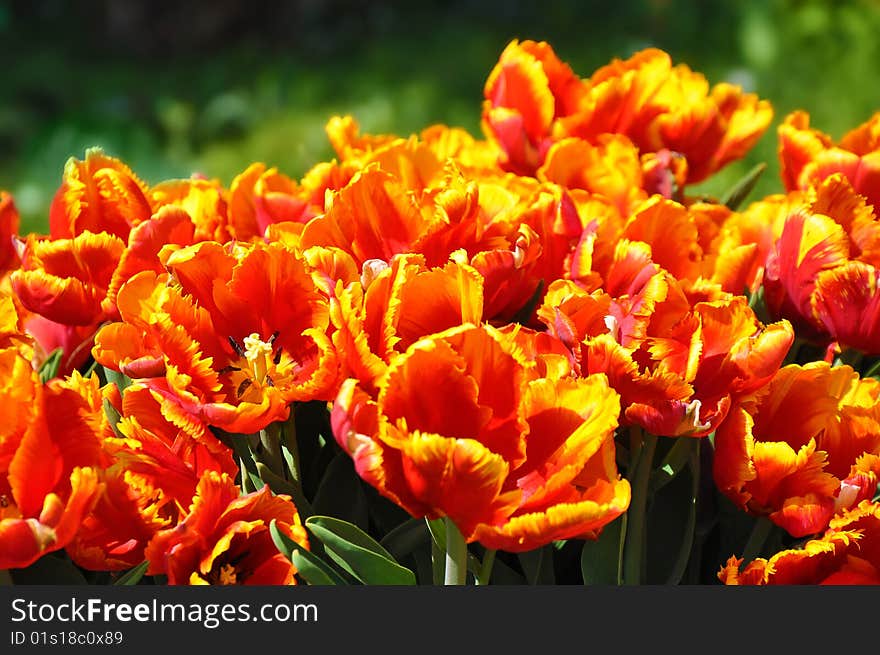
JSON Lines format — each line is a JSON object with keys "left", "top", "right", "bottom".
{"left": 243, "top": 333, "right": 273, "bottom": 385}
{"left": 217, "top": 564, "right": 238, "bottom": 585}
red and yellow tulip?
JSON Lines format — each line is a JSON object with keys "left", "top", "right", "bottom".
{"left": 714, "top": 362, "right": 880, "bottom": 537}
{"left": 144, "top": 471, "right": 308, "bottom": 585}
{"left": 331, "top": 323, "right": 629, "bottom": 551}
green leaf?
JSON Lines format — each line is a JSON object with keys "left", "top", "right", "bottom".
{"left": 228, "top": 435, "right": 265, "bottom": 494}
{"left": 38, "top": 348, "right": 63, "bottom": 383}
{"left": 665, "top": 443, "right": 700, "bottom": 585}
{"left": 425, "top": 517, "right": 483, "bottom": 576}
{"left": 379, "top": 518, "right": 430, "bottom": 562}
{"left": 269, "top": 519, "right": 347, "bottom": 586}
{"left": 114, "top": 561, "right": 149, "bottom": 585}
{"left": 581, "top": 514, "right": 625, "bottom": 585}
{"left": 11, "top": 553, "right": 88, "bottom": 585}
{"left": 311, "top": 452, "right": 369, "bottom": 530}
{"left": 746, "top": 285, "right": 774, "bottom": 326}
{"left": 102, "top": 366, "right": 133, "bottom": 394}
{"left": 487, "top": 554, "right": 527, "bottom": 585}
{"left": 290, "top": 549, "right": 347, "bottom": 586}
{"left": 305, "top": 515, "right": 416, "bottom": 585}
{"left": 102, "top": 398, "right": 126, "bottom": 440}
{"left": 410, "top": 546, "right": 435, "bottom": 586}
{"left": 425, "top": 517, "right": 446, "bottom": 549}
{"left": 862, "top": 356, "right": 880, "bottom": 380}
{"left": 278, "top": 413, "right": 302, "bottom": 486}
{"left": 255, "top": 462, "right": 313, "bottom": 516}
{"left": 719, "top": 162, "right": 767, "bottom": 210}
{"left": 518, "top": 545, "right": 555, "bottom": 584}
{"left": 649, "top": 437, "right": 695, "bottom": 495}
{"left": 645, "top": 448, "right": 700, "bottom": 584}
{"left": 81, "top": 357, "right": 100, "bottom": 379}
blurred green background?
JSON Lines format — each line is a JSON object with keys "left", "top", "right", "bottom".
{"left": 2, "top": 0, "right": 879, "bottom": 233}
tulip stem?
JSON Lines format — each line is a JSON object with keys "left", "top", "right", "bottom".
{"left": 280, "top": 412, "right": 302, "bottom": 486}
{"left": 259, "top": 422, "right": 284, "bottom": 478}
{"left": 741, "top": 516, "right": 775, "bottom": 565}
{"left": 622, "top": 429, "right": 657, "bottom": 585}
{"left": 431, "top": 532, "right": 445, "bottom": 585}
{"left": 665, "top": 440, "right": 700, "bottom": 585}
{"left": 476, "top": 549, "right": 496, "bottom": 586}
{"left": 862, "top": 357, "right": 880, "bottom": 379}
{"left": 444, "top": 517, "right": 468, "bottom": 585}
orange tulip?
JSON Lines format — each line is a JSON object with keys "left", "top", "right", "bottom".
{"left": 482, "top": 39, "right": 586, "bottom": 175}
{"left": 778, "top": 110, "right": 880, "bottom": 210}
{"left": 568, "top": 261, "right": 793, "bottom": 436}
{"left": 812, "top": 261, "right": 880, "bottom": 355}
{"left": 149, "top": 176, "right": 231, "bottom": 243}
{"left": 313, "top": 116, "right": 496, "bottom": 203}
{"left": 11, "top": 231, "right": 124, "bottom": 326}
{"left": 560, "top": 48, "right": 772, "bottom": 184}
{"left": 331, "top": 323, "right": 629, "bottom": 551}
{"left": 49, "top": 148, "right": 152, "bottom": 240}
{"left": 300, "top": 165, "right": 427, "bottom": 265}
{"left": 537, "top": 135, "right": 647, "bottom": 216}
{"left": 10, "top": 230, "right": 125, "bottom": 374}
{"left": 364, "top": 253, "right": 484, "bottom": 358}
{"left": 105, "top": 205, "right": 197, "bottom": 311}
{"left": 316, "top": 251, "right": 486, "bottom": 393}
{"left": 402, "top": 171, "right": 527, "bottom": 269}
{"left": 324, "top": 116, "right": 502, "bottom": 194}
{"left": 228, "top": 163, "right": 320, "bottom": 241}
{"left": 699, "top": 197, "right": 786, "bottom": 295}
{"left": 326, "top": 115, "right": 448, "bottom": 191}
{"left": 0, "top": 358, "right": 106, "bottom": 569}
{"left": 720, "top": 500, "right": 880, "bottom": 584}
{"left": 93, "top": 240, "right": 336, "bottom": 434}
{"left": 0, "top": 294, "right": 32, "bottom": 358}
{"left": 559, "top": 47, "right": 672, "bottom": 147}
{"left": 762, "top": 176, "right": 880, "bottom": 352}
{"left": 713, "top": 362, "right": 880, "bottom": 537}
{"left": 646, "top": 65, "right": 773, "bottom": 184}
{"left": 301, "top": 164, "right": 548, "bottom": 326}
{"left": 591, "top": 238, "right": 670, "bottom": 348}
{"left": 144, "top": 471, "right": 309, "bottom": 585}
{"left": 67, "top": 384, "right": 237, "bottom": 571}
{"left": 620, "top": 195, "right": 705, "bottom": 284}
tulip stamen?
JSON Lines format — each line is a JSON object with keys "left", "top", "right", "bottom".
{"left": 236, "top": 378, "right": 253, "bottom": 398}
{"left": 226, "top": 332, "right": 286, "bottom": 399}
{"left": 217, "top": 564, "right": 238, "bottom": 585}
{"left": 243, "top": 332, "right": 274, "bottom": 384}
{"left": 227, "top": 336, "right": 247, "bottom": 358}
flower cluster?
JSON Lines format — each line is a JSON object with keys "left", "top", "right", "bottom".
{"left": 1, "top": 39, "right": 879, "bottom": 586}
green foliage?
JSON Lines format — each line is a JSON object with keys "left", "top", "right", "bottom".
{"left": 303, "top": 516, "right": 417, "bottom": 585}
{"left": 113, "top": 561, "right": 149, "bottom": 586}
{"left": 719, "top": 162, "right": 768, "bottom": 211}
{"left": 269, "top": 519, "right": 348, "bottom": 586}
{"left": 10, "top": 553, "right": 89, "bottom": 585}
{"left": 3, "top": 1, "right": 879, "bottom": 232}
{"left": 581, "top": 516, "right": 625, "bottom": 585}
{"left": 37, "top": 348, "right": 63, "bottom": 383}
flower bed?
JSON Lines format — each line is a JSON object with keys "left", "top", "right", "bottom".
{"left": 1, "top": 39, "right": 879, "bottom": 586}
